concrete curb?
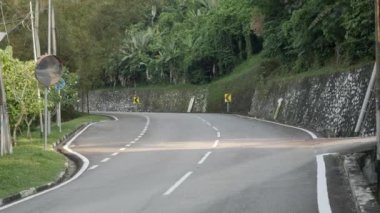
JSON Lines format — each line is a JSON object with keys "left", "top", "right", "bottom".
{"left": 0, "top": 124, "right": 89, "bottom": 208}
{"left": 343, "top": 153, "right": 380, "bottom": 213}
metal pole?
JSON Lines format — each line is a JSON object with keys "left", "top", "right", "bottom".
{"left": 0, "top": 1, "right": 9, "bottom": 44}
{"left": 355, "top": 63, "right": 376, "bottom": 135}
{"left": 44, "top": 88, "right": 48, "bottom": 150}
{"left": 227, "top": 102, "right": 230, "bottom": 113}
{"left": 52, "top": 5, "right": 61, "bottom": 132}
{"left": 374, "top": 0, "right": 380, "bottom": 199}
{"left": 48, "top": 0, "right": 52, "bottom": 55}
{"left": 30, "top": 1, "right": 37, "bottom": 62}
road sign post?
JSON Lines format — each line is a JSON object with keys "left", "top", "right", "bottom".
{"left": 35, "top": 55, "right": 63, "bottom": 150}
{"left": 224, "top": 93, "right": 232, "bottom": 113}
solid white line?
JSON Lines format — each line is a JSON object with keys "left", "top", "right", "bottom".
{"left": 0, "top": 123, "right": 96, "bottom": 211}
{"left": 163, "top": 171, "right": 193, "bottom": 196}
{"left": 109, "top": 115, "right": 119, "bottom": 121}
{"left": 101, "top": 158, "right": 110, "bottom": 163}
{"left": 111, "top": 152, "right": 119, "bottom": 156}
{"left": 217, "top": 132, "right": 221, "bottom": 138}
{"left": 119, "top": 148, "right": 126, "bottom": 151}
{"left": 88, "top": 165, "right": 99, "bottom": 170}
{"left": 235, "top": 115, "right": 318, "bottom": 139}
{"left": 316, "top": 154, "right": 333, "bottom": 213}
{"left": 212, "top": 126, "right": 219, "bottom": 131}
{"left": 198, "top": 152, "right": 212, "bottom": 165}
{"left": 213, "top": 140, "right": 220, "bottom": 148}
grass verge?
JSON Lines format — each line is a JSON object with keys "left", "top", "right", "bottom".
{"left": 0, "top": 114, "right": 108, "bottom": 198}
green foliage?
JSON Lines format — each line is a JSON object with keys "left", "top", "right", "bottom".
{"left": 108, "top": 0, "right": 260, "bottom": 87}
{"left": 0, "top": 47, "right": 41, "bottom": 142}
{"left": 260, "top": 0, "right": 374, "bottom": 72}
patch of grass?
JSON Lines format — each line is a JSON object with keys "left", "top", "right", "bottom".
{"left": 0, "top": 114, "right": 108, "bottom": 198}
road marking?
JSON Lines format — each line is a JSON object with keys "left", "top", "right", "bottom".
{"left": 125, "top": 144, "right": 131, "bottom": 147}
{"left": 119, "top": 148, "right": 126, "bottom": 151}
{"left": 163, "top": 171, "right": 193, "bottom": 196}
{"left": 205, "top": 122, "right": 211, "bottom": 126}
{"left": 130, "top": 141, "right": 136, "bottom": 144}
{"left": 217, "top": 132, "right": 221, "bottom": 138}
{"left": 213, "top": 140, "right": 220, "bottom": 148}
{"left": 212, "top": 126, "right": 219, "bottom": 131}
{"left": 109, "top": 115, "right": 119, "bottom": 121}
{"left": 101, "top": 158, "right": 110, "bottom": 163}
{"left": 139, "top": 133, "right": 144, "bottom": 137}
{"left": 198, "top": 152, "right": 212, "bottom": 165}
{"left": 316, "top": 154, "right": 333, "bottom": 213}
{"left": 88, "top": 165, "right": 99, "bottom": 170}
{"left": 111, "top": 152, "right": 119, "bottom": 156}
{"left": 0, "top": 122, "right": 96, "bottom": 211}
{"left": 235, "top": 115, "right": 318, "bottom": 139}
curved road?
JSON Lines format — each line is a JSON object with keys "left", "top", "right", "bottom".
{"left": 1, "top": 112, "right": 367, "bottom": 213}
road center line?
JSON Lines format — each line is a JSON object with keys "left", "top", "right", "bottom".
{"left": 316, "top": 154, "right": 333, "bottom": 213}
{"left": 111, "top": 152, "right": 119, "bottom": 156}
{"left": 88, "top": 165, "right": 99, "bottom": 170}
{"left": 101, "top": 158, "right": 110, "bottom": 163}
{"left": 213, "top": 140, "right": 220, "bottom": 148}
{"left": 198, "top": 152, "right": 212, "bottom": 165}
{"left": 163, "top": 171, "right": 193, "bottom": 196}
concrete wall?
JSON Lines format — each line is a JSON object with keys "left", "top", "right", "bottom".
{"left": 249, "top": 64, "right": 375, "bottom": 137}
{"left": 87, "top": 64, "right": 375, "bottom": 137}
{"left": 86, "top": 87, "right": 208, "bottom": 113}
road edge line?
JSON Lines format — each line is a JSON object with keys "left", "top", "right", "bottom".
{"left": 0, "top": 123, "right": 95, "bottom": 211}
{"left": 235, "top": 114, "right": 318, "bottom": 139}
{"left": 316, "top": 154, "right": 333, "bottom": 213}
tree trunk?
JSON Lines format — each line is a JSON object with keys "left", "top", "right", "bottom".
{"left": 86, "top": 90, "right": 90, "bottom": 114}
{"left": 12, "top": 114, "right": 24, "bottom": 145}
{"left": 245, "top": 34, "right": 253, "bottom": 56}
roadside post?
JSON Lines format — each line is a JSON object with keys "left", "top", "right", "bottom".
{"left": 375, "top": 0, "right": 380, "bottom": 199}
{"left": 35, "top": 55, "right": 63, "bottom": 150}
{"left": 224, "top": 93, "right": 232, "bottom": 113}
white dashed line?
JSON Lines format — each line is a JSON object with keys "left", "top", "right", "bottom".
{"left": 217, "top": 132, "right": 221, "bottom": 138}
{"left": 198, "top": 152, "right": 212, "bottom": 165}
{"left": 119, "top": 148, "right": 126, "bottom": 151}
{"left": 213, "top": 140, "right": 220, "bottom": 148}
{"left": 111, "top": 152, "right": 119, "bottom": 156}
{"left": 125, "top": 144, "right": 131, "bottom": 147}
{"left": 212, "top": 126, "right": 219, "bottom": 131}
{"left": 163, "top": 171, "right": 193, "bottom": 196}
{"left": 205, "top": 122, "right": 211, "bottom": 126}
{"left": 101, "top": 158, "right": 110, "bottom": 163}
{"left": 88, "top": 165, "right": 99, "bottom": 170}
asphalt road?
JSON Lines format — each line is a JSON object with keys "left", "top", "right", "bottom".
{"left": 1, "top": 112, "right": 369, "bottom": 213}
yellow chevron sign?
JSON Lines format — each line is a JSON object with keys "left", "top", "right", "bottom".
{"left": 224, "top": 93, "right": 232, "bottom": 103}
{"left": 133, "top": 96, "right": 140, "bottom": 104}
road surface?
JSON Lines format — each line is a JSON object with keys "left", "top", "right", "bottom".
{"left": 1, "top": 112, "right": 368, "bottom": 213}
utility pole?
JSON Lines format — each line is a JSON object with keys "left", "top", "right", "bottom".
{"left": 43, "top": 0, "right": 52, "bottom": 150}
{"left": 375, "top": 0, "right": 380, "bottom": 199}
{"left": 52, "top": 5, "right": 61, "bottom": 133}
